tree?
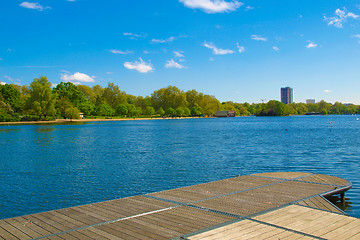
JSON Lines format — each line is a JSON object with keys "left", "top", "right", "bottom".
{"left": 175, "top": 107, "right": 184, "bottom": 117}
{"left": 55, "top": 96, "right": 74, "bottom": 118}
{"left": 53, "top": 82, "right": 94, "bottom": 116}
{"left": 65, "top": 107, "right": 80, "bottom": 119}
{"left": 157, "top": 107, "right": 165, "bottom": 116}
{"left": 0, "top": 101, "right": 19, "bottom": 122}
{"left": 26, "top": 76, "right": 56, "bottom": 119}
{"left": 166, "top": 107, "right": 175, "bottom": 117}
{"left": 318, "top": 100, "right": 331, "bottom": 115}
{"left": 77, "top": 84, "right": 96, "bottom": 102}
{"left": 151, "top": 86, "right": 187, "bottom": 110}
{"left": 97, "top": 104, "right": 115, "bottom": 116}
{"left": 145, "top": 106, "right": 155, "bottom": 116}
{"left": 116, "top": 104, "right": 128, "bottom": 116}
{"left": 191, "top": 104, "right": 202, "bottom": 116}
{"left": 102, "top": 83, "right": 127, "bottom": 109}
{"left": 0, "top": 84, "right": 22, "bottom": 112}
{"left": 53, "top": 82, "right": 84, "bottom": 106}
{"left": 256, "top": 100, "right": 290, "bottom": 116}
{"left": 183, "top": 107, "right": 191, "bottom": 117}
{"left": 200, "top": 95, "right": 221, "bottom": 116}
{"left": 127, "top": 103, "right": 137, "bottom": 117}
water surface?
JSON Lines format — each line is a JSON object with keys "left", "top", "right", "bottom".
{"left": 0, "top": 115, "right": 359, "bottom": 219}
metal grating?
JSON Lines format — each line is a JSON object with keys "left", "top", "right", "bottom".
{"left": 299, "top": 174, "right": 350, "bottom": 186}
{"left": 148, "top": 175, "right": 282, "bottom": 203}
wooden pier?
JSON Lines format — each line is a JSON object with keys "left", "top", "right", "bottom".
{"left": 0, "top": 172, "right": 359, "bottom": 239}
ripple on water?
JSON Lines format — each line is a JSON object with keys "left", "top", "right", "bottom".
{"left": 0, "top": 115, "right": 359, "bottom": 219}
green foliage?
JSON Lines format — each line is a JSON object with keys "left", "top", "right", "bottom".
{"left": 151, "top": 86, "right": 187, "bottom": 110}
{"left": 145, "top": 106, "right": 155, "bottom": 116}
{"left": 116, "top": 104, "right": 128, "bottom": 116}
{"left": 175, "top": 107, "right": 184, "bottom": 117}
{"left": 191, "top": 104, "right": 202, "bottom": 116}
{"left": 2, "top": 75, "right": 360, "bottom": 122}
{"left": 97, "top": 104, "right": 115, "bottom": 116}
{"left": 0, "top": 84, "right": 22, "bottom": 112}
{"left": 0, "top": 101, "right": 20, "bottom": 122}
{"left": 183, "top": 107, "right": 191, "bottom": 116}
{"left": 101, "top": 83, "right": 127, "bottom": 109}
{"left": 55, "top": 97, "right": 74, "bottom": 118}
{"left": 77, "top": 100, "right": 95, "bottom": 116}
{"left": 25, "top": 76, "right": 56, "bottom": 119}
{"left": 166, "top": 107, "right": 175, "bottom": 117}
{"left": 65, "top": 107, "right": 80, "bottom": 119}
{"left": 256, "top": 100, "right": 290, "bottom": 116}
{"left": 53, "top": 82, "right": 94, "bottom": 116}
{"left": 127, "top": 103, "right": 137, "bottom": 117}
{"left": 157, "top": 107, "right": 165, "bottom": 116}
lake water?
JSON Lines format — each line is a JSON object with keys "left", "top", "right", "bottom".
{"left": 0, "top": 115, "right": 359, "bottom": 220}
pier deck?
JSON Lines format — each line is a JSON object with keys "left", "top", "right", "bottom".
{"left": 0, "top": 172, "right": 358, "bottom": 239}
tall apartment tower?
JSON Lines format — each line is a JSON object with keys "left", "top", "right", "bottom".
{"left": 281, "top": 87, "right": 293, "bottom": 104}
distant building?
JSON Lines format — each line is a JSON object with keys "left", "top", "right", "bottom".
{"left": 215, "top": 111, "right": 236, "bottom": 117}
{"left": 281, "top": 87, "right": 293, "bottom": 104}
{"left": 306, "top": 99, "right": 315, "bottom": 104}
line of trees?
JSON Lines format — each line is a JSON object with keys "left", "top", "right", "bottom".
{"left": 1, "top": 76, "right": 359, "bottom": 122}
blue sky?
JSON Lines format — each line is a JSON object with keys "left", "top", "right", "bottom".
{"left": 1, "top": 0, "right": 360, "bottom": 104}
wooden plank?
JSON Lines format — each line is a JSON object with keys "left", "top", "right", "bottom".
{"left": 3, "top": 217, "right": 43, "bottom": 239}
{"left": 21, "top": 214, "right": 65, "bottom": 238}
{"left": 55, "top": 207, "right": 103, "bottom": 226}
{"left": 0, "top": 172, "right": 356, "bottom": 240}
{"left": 188, "top": 220, "right": 253, "bottom": 240}
{"left": 78, "top": 227, "right": 124, "bottom": 240}
{"left": 0, "top": 219, "right": 32, "bottom": 239}
{"left": 252, "top": 172, "right": 313, "bottom": 179}
{"left": 321, "top": 218, "right": 360, "bottom": 239}
{"left": 96, "top": 220, "right": 166, "bottom": 240}
{"left": 0, "top": 225, "right": 19, "bottom": 240}
{"left": 348, "top": 232, "right": 360, "bottom": 240}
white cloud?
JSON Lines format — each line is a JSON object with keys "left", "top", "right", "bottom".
{"left": 203, "top": 42, "right": 235, "bottom": 55}
{"left": 106, "top": 72, "right": 114, "bottom": 75}
{"left": 123, "top": 32, "right": 147, "bottom": 40}
{"left": 165, "top": 59, "right": 187, "bottom": 69}
{"left": 236, "top": 43, "right": 245, "bottom": 53}
{"left": 174, "top": 51, "right": 185, "bottom": 58}
{"left": 19, "top": 2, "right": 51, "bottom": 11}
{"left": 353, "top": 34, "right": 360, "bottom": 43}
{"left": 143, "top": 50, "right": 150, "bottom": 54}
{"left": 4, "top": 76, "right": 14, "bottom": 82}
{"left": 251, "top": 35, "right": 267, "bottom": 41}
{"left": 151, "top": 37, "right": 176, "bottom": 43}
{"left": 324, "top": 8, "right": 359, "bottom": 28}
{"left": 179, "top": 0, "right": 243, "bottom": 14}
{"left": 324, "top": 89, "right": 332, "bottom": 93}
{"left": 0, "top": 81, "right": 6, "bottom": 85}
{"left": 124, "top": 58, "right": 154, "bottom": 73}
{"left": 306, "top": 41, "right": 317, "bottom": 48}
{"left": 272, "top": 46, "right": 280, "bottom": 51}
{"left": 245, "top": 6, "right": 254, "bottom": 11}
{"left": 61, "top": 72, "right": 95, "bottom": 83}
{"left": 109, "top": 49, "right": 133, "bottom": 54}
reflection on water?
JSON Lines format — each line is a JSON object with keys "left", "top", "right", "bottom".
{"left": 0, "top": 115, "right": 359, "bottom": 220}
{"left": 327, "top": 195, "right": 353, "bottom": 212}
{"left": 35, "top": 127, "right": 55, "bottom": 146}
{"left": 0, "top": 129, "right": 19, "bottom": 133}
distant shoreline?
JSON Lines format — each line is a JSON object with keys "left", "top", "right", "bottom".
{"left": 0, "top": 117, "right": 204, "bottom": 125}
